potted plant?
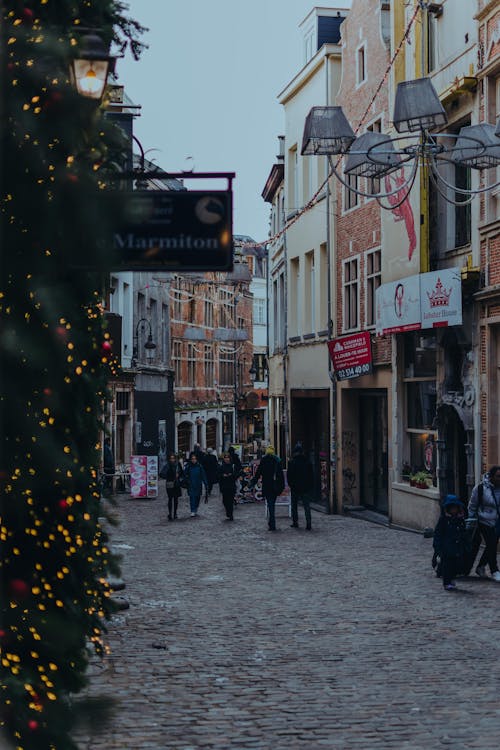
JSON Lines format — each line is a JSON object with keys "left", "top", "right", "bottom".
{"left": 412, "top": 471, "right": 432, "bottom": 489}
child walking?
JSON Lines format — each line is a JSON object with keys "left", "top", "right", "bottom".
{"left": 433, "top": 494, "right": 469, "bottom": 591}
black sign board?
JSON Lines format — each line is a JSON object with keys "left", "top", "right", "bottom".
{"left": 102, "top": 189, "right": 233, "bottom": 272}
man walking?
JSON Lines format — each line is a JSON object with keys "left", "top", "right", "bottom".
{"left": 251, "top": 446, "right": 284, "bottom": 531}
{"left": 287, "top": 442, "right": 314, "bottom": 530}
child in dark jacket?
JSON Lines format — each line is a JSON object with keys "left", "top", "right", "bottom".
{"left": 433, "top": 494, "right": 469, "bottom": 591}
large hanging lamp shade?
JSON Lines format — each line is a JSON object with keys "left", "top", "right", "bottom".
{"left": 393, "top": 77, "right": 447, "bottom": 133}
{"left": 344, "top": 132, "right": 402, "bottom": 177}
{"left": 451, "top": 123, "right": 500, "bottom": 169}
{"left": 301, "top": 106, "right": 355, "bottom": 155}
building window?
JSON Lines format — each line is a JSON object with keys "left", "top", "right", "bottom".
{"left": 218, "top": 289, "right": 233, "bottom": 328}
{"left": 187, "top": 343, "right": 196, "bottom": 387}
{"left": 172, "top": 340, "right": 182, "bottom": 384}
{"left": 290, "top": 257, "right": 301, "bottom": 336}
{"left": 288, "top": 146, "right": 298, "bottom": 213}
{"left": 344, "top": 172, "right": 359, "bottom": 210}
{"left": 219, "top": 349, "right": 234, "bottom": 386}
{"left": 356, "top": 45, "right": 366, "bottom": 86}
{"left": 188, "top": 296, "right": 196, "bottom": 323}
{"left": 254, "top": 353, "right": 267, "bottom": 383}
{"left": 116, "top": 391, "right": 130, "bottom": 412}
{"left": 429, "top": 120, "right": 471, "bottom": 259}
{"left": 365, "top": 249, "right": 381, "bottom": 327}
{"left": 343, "top": 258, "right": 359, "bottom": 331}
{"left": 305, "top": 250, "right": 315, "bottom": 333}
{"left": 204, "top": 344, "right": 214, "bottom": 386}
{"left": 402, "top": 331, "right": 437, "bottom": 483}
{"left": 172, "top": 288, "right": 183, "bottom": 320}
{"left": 254, "top": 298, "right": 266, "bottom": 325}
{"left": 319, "top": 243, "right": 328, "bottom": 331}
{"left": 204, "top": 299, "right": 214, "bottom": 328}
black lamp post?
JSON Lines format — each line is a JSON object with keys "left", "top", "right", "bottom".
{"left": 132, "top": 318, "right": 156, "bottom": 367}
{"left": 69, "top": 31, "right": 116, "bottom": 102}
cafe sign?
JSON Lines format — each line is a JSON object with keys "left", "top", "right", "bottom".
{"left": 102, "top": 189, "right": 233, "bottom": 272}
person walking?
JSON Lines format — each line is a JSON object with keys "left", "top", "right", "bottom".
{"left": 160, "top": 453, "right": 184, "bottom": 521}
{"left": 184, "top": 451, "right": 208, "bottom": 518}
{"left": 432, "top": 494, "right": 469, "bottom": 591}
{"left": 467, "top": 465, "right": 500, "bottom": 581}
{"left": 251, "top": 446, "right": 284, "bottom": 531}
{"left": 202, "top": 448, "right": 219, "bottom": 498}
{"left": 287, "top": 443, "right": 314, "bottom": 530}
{"left": 218, "top": 453, "right": 238, "bottom": 521}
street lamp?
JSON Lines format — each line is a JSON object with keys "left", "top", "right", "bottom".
{"left": 69, "top": 31, "right": 116, "bottom": 102}
{"left": 132, "top": 318, "right": 156, "bottom": 367}
{"left": 301, "top": 75, "right": 500, "bottom": 208}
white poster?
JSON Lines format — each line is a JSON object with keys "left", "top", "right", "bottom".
{"left": 381, "top": 164, "right": 421, "bottom": 283}
{"left": 376, "top": 275, "right": 421, "bottom": 335}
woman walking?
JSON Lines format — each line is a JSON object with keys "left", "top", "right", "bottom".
{"left": 184, "top": 451, "right": 208, "bottom": 518}
{"left": 161, "top": 453, "right": 184, "bottom": 521}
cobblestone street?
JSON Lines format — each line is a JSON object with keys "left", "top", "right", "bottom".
{"left": 75, "top": 490, "right": 500, "bottom": 750}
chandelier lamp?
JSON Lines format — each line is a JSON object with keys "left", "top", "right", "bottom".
{"left": 301, "top": 77, "right": 500, "bottom": 210}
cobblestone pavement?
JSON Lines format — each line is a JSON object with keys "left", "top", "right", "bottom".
{"left": 74, "top": 489, "right": 500, "bottom": 750}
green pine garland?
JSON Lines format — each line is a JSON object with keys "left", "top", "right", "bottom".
{"left": 1, "top": 2, "right": 145, "bottom": 748}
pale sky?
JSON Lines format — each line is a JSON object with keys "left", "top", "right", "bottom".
{"left": 116, "top": 1, "right": 350, "bottom": 243}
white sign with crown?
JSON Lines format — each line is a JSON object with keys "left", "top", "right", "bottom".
{"left": 420, "top": 268, "right": 462, "bottom": 329}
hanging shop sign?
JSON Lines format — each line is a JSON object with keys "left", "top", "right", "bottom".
{"left": 328, "top": 331, "right": 373, "bottom": 381}
{"left": 101, "top": 188, "right": 233, "bottom": 272}
{"left": 375, "top": 267, "right": 462, "bottom": 335}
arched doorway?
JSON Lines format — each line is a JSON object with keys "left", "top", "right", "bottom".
{"left": 206, "top": 418, "right": 218, "bottom": 450}
{"left": 177, "top": 421, "right": 192, "bottom": 459}
{"left": 437, "top": 404, "right": 467, "bottom": 501}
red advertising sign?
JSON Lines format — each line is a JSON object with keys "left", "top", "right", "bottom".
{"left": 328, "top": 332, "right": 373, "bottom": 381}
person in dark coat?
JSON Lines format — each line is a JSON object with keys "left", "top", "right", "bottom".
{"left": 202, "top": 448, "right": 219, "bottom": 498}
{"left": 433, "top": 494, "right": 469, "bottom": 591}
{"left": 161, "top": 453, "right": 184, "bottom": 521}
{"left": 251, "top": 446, "right": 284, "bottom": 531}
{"left": 183, "top": 451, "right": 208, "bottom": 517}
{"left": 217, "top": 453, "right": 238, "bottom": 521}
{"left": 287, "top": 443, "right": 314, "bottom": 530}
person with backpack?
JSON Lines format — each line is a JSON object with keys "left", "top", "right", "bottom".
{"left": 432, "top": 494, "right": 469, "bottom": 591}
{"left": 466, "top": 465, "right": 500, "bottom": 581}
{"left": 287, "top": 442, "right": 314, "bottom": 530}
{"left": 250, "top": 446, "right": 284, "bottom": 532}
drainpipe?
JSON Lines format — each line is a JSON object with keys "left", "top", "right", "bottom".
{"left": 326, "top": 53, "right": 338, "bottom": 514}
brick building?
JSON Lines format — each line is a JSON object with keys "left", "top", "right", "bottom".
{"left": 334, "top": 0, "right": 393, "bottom": 514}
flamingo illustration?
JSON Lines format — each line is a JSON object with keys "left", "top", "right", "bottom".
{"left": 384, "top": 170, "right": 417, "bottom": 262}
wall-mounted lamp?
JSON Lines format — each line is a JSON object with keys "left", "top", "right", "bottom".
{"left": 132, "top": 318, "right": 156, "bottom": 367}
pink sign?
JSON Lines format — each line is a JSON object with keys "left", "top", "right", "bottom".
{"left": 130, "top": 455, "right": 158, "bottom": 498}
{"left": 328, "top": 332, "right": 373, "bottom": 381}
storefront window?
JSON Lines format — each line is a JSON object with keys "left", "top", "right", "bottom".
{"left": 402, "top": 332, "right": 437, "bottom": 485}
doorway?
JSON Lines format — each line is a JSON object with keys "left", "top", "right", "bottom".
{"left": 359, "top": 392, "right": 388, "bottom": 514}
{"left": 438, "top": 404, "right": 467, "bottom": 501}
{"left": 290, "top": 389, "right": 330, "bottom": 510}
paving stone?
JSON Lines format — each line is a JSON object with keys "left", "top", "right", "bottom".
{"left": 73, "top": 489, "right": 500, "bottom": 748}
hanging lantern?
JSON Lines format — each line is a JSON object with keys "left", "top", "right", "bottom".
{"left": 69, "top": 32, "right": 115, "bottom": 101}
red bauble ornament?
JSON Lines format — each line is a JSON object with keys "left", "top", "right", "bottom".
{"left": 58, "top": 499, "right": 68, "bottom": 510}
{"left": 9, "top": 579, "right": 30, "bottom": 600}
{"left": 22, "top": 8, "right": 34, "bottom": 23}
{"left": 0, "top": 629, "right": 6, "bottom": 640}
{"left": 43, "top": 387, "right": 52, "bottom": 397}
{"left": 66, "top": 174, "right": 79, "bottom": 184}
{"left": 101, "top": 340, "right": 112, "bottom": 352}
{"left": 28, "top": 720, "right": 38, "bottom": 731}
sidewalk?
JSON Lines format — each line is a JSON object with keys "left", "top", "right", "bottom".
{"left": 74, "top": 488, "right": 500, "bottom": 749}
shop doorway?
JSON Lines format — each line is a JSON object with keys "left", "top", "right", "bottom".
{"left": 437, "top": 404, "right": 467, "bottom": 501}
{"left": 359, "top": 392, "right": 388, "bottom": 514}
{"left": 290, "top": 389, "right": 330, "bottom": 510}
